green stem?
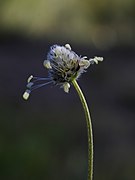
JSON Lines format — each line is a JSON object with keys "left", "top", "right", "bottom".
{"left": 72, "top": 79, "right": 93, "bottom": 180}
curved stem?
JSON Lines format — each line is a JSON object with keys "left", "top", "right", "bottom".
{"left": 72, "top": 79, "right": 93, "bottom": 180}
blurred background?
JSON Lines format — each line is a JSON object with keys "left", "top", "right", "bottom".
{"left": 0, "top": 0, "right": 135, "bottom": 179}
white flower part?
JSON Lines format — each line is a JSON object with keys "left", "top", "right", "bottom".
{"left": 63, "top": 82, "right": 70, "bottom": 93}
{"left": 96, "top": 56, "right": 103, "bottom": 61}
{"left": 27, "top": 75, "right": 33, "bottom": 83}
{"left": 68, "top": 52, "right": 74, "bottom": 59}
{"left": 89, "top": 56, "right": 104, "bottom": 64}
{"left": 82, "top": 56, "right": 87, "bottom": 59}
{"left": 65, "top": 44, "right": 71, "bottom": 50}
{"left": 23, "top": 89, "right": 31, "bottom": 100}
{"left": 61, "top": 46, "right": 67, "bottom": 55}
{"left": 43, "top": 60, "right": 52, "bottom": 69}
{"left": 79, "top": 59, "right": 90, "bottom": 69}
{"left": 54, "top": 46, "right": 62, "bottom": 56}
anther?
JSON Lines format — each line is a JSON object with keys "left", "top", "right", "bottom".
{"left": 89, "top": 57, "right": 103, "bottom": 64}
{"left": 63, "top": 82, "right": 70, "bottom": 93}
{"left": 27, "top": 75, "right": 33, "bottom": 83}
{"left": 23, "top": 89, "right": 31, "bottom": 100}
{"left": 79, "top": 60, "right": 90, "bottom": 69}
{"left": 43, "top": 60, "right": 52, "bottom": 69}
{"left": 65, "top": 44, "right": 71, "bottom": 51}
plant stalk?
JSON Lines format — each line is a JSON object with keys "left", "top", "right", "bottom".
{"left": 72, "top": 79, "right": 93, "bottom": 180}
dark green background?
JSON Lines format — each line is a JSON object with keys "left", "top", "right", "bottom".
{"left": 0, "top": 0, "right": 135, "bottom": 179}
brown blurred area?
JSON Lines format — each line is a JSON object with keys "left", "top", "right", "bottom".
{"left": 0, "top": 0, "right": 135, "bottom": 179}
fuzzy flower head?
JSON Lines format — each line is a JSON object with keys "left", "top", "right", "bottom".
{"left": 23, "top": 44, "right": 103, "bottom": 100}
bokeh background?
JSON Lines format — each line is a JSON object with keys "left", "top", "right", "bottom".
{"left": 0, "top": 0, "right": 135, "bottom": 179}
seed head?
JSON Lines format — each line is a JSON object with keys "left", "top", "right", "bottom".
{"left": 44, "top": 44, "right": 88, "bottom": 83}
{"left": 23, "top": 44, "right": 103, "bottom": 100}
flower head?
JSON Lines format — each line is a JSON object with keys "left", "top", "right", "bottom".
{"left": 23, "top": 44, "right": 103, "bottom": 100}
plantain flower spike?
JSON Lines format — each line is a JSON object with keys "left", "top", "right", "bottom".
{"left": 23, "top": 44, "right": 103, "bottom": 100}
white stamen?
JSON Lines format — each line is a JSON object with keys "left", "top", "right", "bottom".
{"left": 89, "top": 56, "right": 103, "bottom": 64}
{"left": 54, "top": 47, "right": 62, "bottom": 57}
{"left": 65, "top": 44, "right": 71, "bottom": 50}
{"left": 23, "top": 90, "right": 31, "bottom": 100}
{"left": 79, "top": 59, "right": 90, "bottom": 69}
{"left": 95, "top": 56, "right": 104, "bottom": 62}
{"left": 43, "top": 60, "right": 52, "bottom": 69}
{"left": 27, "top": 75, "right": 33, "bottom": 83}
{"left": 82, "top": 56, "right": 87, "bottom": 59}
{"left": 63, "top": 82, "right": 70, "bottom": 93}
